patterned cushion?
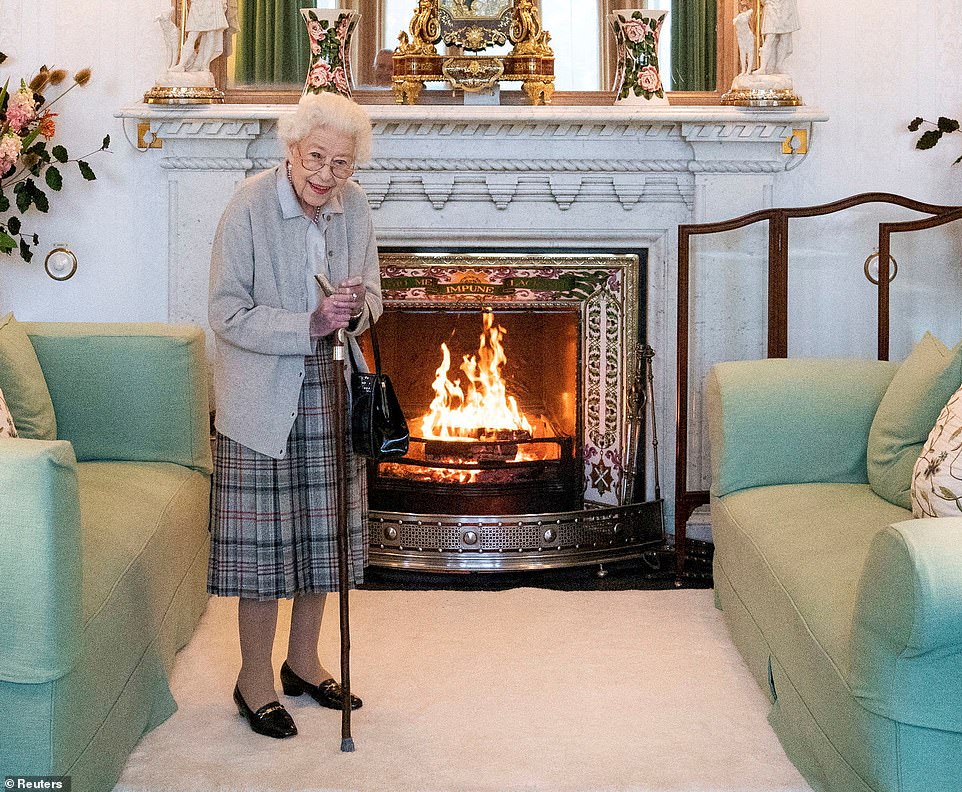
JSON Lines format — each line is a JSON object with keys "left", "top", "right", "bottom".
{"left": 0, "top": 387, "right": 17, "bottom": 438}
{"left": 912, "top": 384, "right": 962, "bottom": 517}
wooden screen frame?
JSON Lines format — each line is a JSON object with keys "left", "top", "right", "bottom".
{"left": 674, "top": 194, "right": 962, "bottom": 578}
{"left": 207, "top": 0, "right": 740, "bottom": 105}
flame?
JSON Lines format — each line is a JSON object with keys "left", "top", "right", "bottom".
{"left": 419, "top": 312, "right": 533, "bottom": 441}
{"left": 383, "top": 311, "right": 560, "bottom": 485}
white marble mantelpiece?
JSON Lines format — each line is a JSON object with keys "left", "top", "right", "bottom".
{"left": 122, "top": 104, "right": 829, "bottom": 211}
{"left": 118, "top": 102, "right": 828, "bottom": 523}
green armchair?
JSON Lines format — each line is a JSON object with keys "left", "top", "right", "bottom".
{"left": 0, "top": 323, "right": 212, "bottom": 792}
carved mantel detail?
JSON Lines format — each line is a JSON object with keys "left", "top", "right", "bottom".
{"left": 128, "top": 104, "right": 827, "bottom": 214}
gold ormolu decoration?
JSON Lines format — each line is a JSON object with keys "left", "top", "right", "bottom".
{"left": 510, "top": 0, "right": 550, "bottom": 56}
{"left": 442, "top": 57, "right": 505, "bottom": 93}
{"left": 720, "top": 86, "right": 801, "bottom": 107}
{"left": 455, "top": 24, "right": 495, "bottom": 50}
{"left": 396, "top": 0, "right": 441, "bottom": 57}
{"left": 439, "top": 1, "right": 511, "bottom": 50}
{"left": 392, "top": 0, "right": 554, "bottom": 105}
{"left": 143, "top": 85, "right": 225, "bottom": 105}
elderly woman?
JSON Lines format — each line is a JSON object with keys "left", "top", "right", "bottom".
{"left": 207, "top": 93, "right": 381, "bottom": 739}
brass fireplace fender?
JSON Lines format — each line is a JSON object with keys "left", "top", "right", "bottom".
{"left": 369, "top": 502, "right": 664, "bottom": 572}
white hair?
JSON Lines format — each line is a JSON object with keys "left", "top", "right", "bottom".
{"left": 278, "top": 93, "right": 373, "bottom": 164}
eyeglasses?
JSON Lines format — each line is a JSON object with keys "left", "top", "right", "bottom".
{"left": 298, "top": 154, "right": 355, "bottom": 179}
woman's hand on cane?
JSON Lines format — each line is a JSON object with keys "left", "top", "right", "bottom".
{"left": 310, "top": 277, "right": 364, "bottom": 338}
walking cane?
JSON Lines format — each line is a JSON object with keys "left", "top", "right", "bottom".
{"left": 331, "top": 328, "right": 355, "bottom": 752}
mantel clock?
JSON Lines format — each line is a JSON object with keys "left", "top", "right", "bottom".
{"left": 393, "top": 0, "right": 554, "bottom": 104}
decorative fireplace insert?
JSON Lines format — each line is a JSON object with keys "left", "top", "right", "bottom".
{"left": 362, "top": 252, "right": 663, "bottom": 572}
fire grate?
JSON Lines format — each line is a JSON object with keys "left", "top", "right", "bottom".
{"left": 370, "top": 435, "right": 581, "bottom": 516}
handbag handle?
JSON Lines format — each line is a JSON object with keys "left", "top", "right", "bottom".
{"left": 345, "top": 321, "right": 393, "bottom": 421}
{"left": 346, "top": 317, "right": 382, "bottom": 375}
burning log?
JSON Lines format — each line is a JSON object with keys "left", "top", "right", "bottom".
{"left": 424, "top": 429, "right": 533, "bottom": 464}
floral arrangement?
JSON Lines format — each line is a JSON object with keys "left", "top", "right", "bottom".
{"left": 0, "top": 51, "right": 110, "bottom": 262}
{"left": 610, "top": 11, "right": 665, "bottom": 102}
{"left": 302, "top": 10, "right": 357, "bottom": 97}
{"left": 908, "top": 115, "right": 961, "bottom": 164}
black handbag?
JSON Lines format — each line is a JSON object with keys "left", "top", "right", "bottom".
{"left": 346, "top": 322, "right": 410, "bottom": 460}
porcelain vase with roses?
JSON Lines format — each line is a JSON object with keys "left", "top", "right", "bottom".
{"left": 608, "top": 9, "right": 669, "bottom": 106}
{"left": 300, "top": 9, "right": 360, "bottom": 99}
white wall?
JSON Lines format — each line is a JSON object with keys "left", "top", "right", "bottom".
{"left": 782, "top": 0, "right": 962, "bottom": 204}
{"left": 1, "top": 0, "right": 961, "bottom": 336}
{"left": 775, "top": 0, "right": 962, "bottom": 360}
{"left": 0, "top": 0, "right": 172, "bottom": 321}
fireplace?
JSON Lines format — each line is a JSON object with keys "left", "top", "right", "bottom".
{"left": 363, "top": 251, "right": 663, "bottom": 571}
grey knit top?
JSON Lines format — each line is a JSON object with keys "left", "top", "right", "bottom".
{"left": 208, "top": 165, "right": 382, "bottom": 459}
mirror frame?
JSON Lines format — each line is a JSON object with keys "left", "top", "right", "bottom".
{"left": 199, "top": 0, "right": 739, "bottom": 106}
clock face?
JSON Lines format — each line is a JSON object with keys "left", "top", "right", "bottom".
{"left": 440, "top": 0, "right": 512, "bottom": 20}
{"left": 438, "top": 0, "right": 513, "bottom": 50}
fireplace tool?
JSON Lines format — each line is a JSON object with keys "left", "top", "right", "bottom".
{"left": 332, "top": 328, "right": 356, "bottom": 752}
{"left": 622, "top": 344, "right": 660, "bottom": 506}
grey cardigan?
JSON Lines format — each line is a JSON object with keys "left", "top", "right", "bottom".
{"left": 209, "top": 165, "right": 382, "bottom": 459}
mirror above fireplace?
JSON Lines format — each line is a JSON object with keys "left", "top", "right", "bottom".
{"left": 214, "top": 0, "right": 734, "bottom": 102}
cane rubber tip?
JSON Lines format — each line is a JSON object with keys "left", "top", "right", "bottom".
{"left": 341, "top": 737, "right": 356, "bottom": 752}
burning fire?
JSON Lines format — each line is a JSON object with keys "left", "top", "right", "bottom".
{"left": 384, "top": 311, "right": 559, "bottom": 484}
{"left": 419, "top": 311, "right": 534, "bottom": 442}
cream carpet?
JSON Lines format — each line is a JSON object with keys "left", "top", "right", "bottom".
{"left": 114, "top": 589, "right": 813, "bottom": 792}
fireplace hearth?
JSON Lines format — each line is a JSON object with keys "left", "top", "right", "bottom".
{"left": 363, "top": 252, "right": 663, "bottom": 572}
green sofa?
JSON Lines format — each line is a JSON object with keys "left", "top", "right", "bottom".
{"left": 0, "top": 324, "right": 212, "bottom": 792}
{"left": 707, "top": 358, "right": 962, "bottom": 792}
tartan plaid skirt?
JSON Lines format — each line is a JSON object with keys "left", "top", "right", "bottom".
{"left": 208, "top": 337, "right": 368, "bottom": 599}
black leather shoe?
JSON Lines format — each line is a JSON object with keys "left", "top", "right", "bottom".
{"left": 233, "top": 684, "right": 297, "bottom": 739}
{"left": 281, "top": 661, "right": 363, "bottom": 710}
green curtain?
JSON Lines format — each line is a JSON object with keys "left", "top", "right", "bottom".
{"left": 233, "top": 0, "right": 314, "bottom": 86}
{"left": 670, "top": 0, "right": 716, "bottom": 91}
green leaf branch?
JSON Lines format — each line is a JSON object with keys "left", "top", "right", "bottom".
{"left": 908, "top": 115, "right": 962, "bottom": 164}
